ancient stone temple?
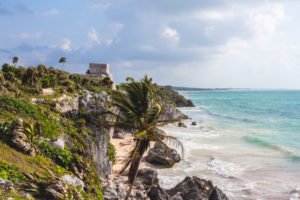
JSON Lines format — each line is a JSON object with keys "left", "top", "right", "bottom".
{"left": 88, "top": 63, "right": 113, "bottom": 79}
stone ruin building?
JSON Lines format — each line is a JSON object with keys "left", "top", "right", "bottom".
{"left": 88, "top": 63, "right": 113, "bottom": 80}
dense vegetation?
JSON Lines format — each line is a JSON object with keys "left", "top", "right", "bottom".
{"left": 0, "top": 63, "right": 113, "bottom": 98}
{"left": 0, "top": 63, "right": 115, "bottom": 199}
{"left": 0, "top": 61, "right": 188, "bottom": 200}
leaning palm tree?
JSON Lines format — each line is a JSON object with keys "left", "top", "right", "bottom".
{"left": 13, "top": 56, "right": 19, "bottom": 67}
{"left": 103, "top": 75, "right": 184, "bottom": 199}
{"left": 59, "top": 57, "right": 66, "bottom": 70}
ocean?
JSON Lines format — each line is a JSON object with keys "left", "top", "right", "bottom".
{"left": 158, "top": 89, "right": 300, "bottom": 200}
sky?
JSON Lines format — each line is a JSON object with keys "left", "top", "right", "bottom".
{"left": 1, "top": 0, "right": 300, "bottom": 88}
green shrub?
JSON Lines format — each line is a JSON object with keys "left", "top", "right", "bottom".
{"left": 107, "top": 142, "right": 116, "bottom": 165}
{"left": 39, "top": 141, "right": 72, "bottom": 168}
{"left": 0, "top": 162, "right": 26, "bottom": 185}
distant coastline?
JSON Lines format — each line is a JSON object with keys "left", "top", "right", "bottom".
{"left": 168, "top": 86, "right": 232, "bottom": 91}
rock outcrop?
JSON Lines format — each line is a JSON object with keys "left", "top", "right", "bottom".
{"left": 113, "top": 128, "right": 126, "bottom": 139}
{"left": 0, "top": 178, "right": 14, "bottom": 193}
{"left": 159, "top": 99, "right": 188, "bottom": 122}
{"left": 178, "top": 122, "right": 187, "bottom": 128}
{"left": 148, "top": 176, "right": 228, "bottom": 200}
{"left": 149, "top": 176, "right": 228, "bottom": 200}
{"left": 145, "top": 142, "right": 181, "bottom": 167}
{"left": 103, "top": 168, "right": 158, "bottom": 200}
{"left": 136, "top": 168, "right": 159, "bottom": 188}
{"left": 163, "top": 86, "right": 195, "bottom": 107}
{"left": 62, "top": 175, "right": 84, "bottom": 189}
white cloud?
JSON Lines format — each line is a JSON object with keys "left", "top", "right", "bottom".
{"left": 61, "top": 38, "right": 71, "bottom": 51}
{"left": 195, "top": 10, "right": 237, "bottom": 21}
{"left": 106, "top": 39, "right": 113, "bottom": 46}
{"left": 245, "top": 3, "right": 286, "bottom": 41}
{"left": 88, "top": 28, "right": 100, "bottom": 44}
{"left": 162, "top": 26, "right": 179, "bottom": 42}
{"left": 43, "top": 9, "right": 59, "bottom": 16}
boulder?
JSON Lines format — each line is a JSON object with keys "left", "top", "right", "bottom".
{"left": 209, "top": 187, "right": 229, "bottom": 200}
{"left": 145, "top": 142, "right": 181, "bottom": 167}
{"left": 51, "top": 136, "right": 65, "bottom": 149}
{"left": 166, "top": 176, "right": 228, "bottom": 200}
{"left": 136, "top": 168, "right": 159, "bottom": 188}
{"left": 178, "top": 122, "right": 187, "bottom": 128}
{"left": 191, "top": 121, "right": 197, "bottom": 126}
{"left": 148, "top": 185, "right": 170, "bottom": 200}
{"left": 0, "top": 178, "right": 14, "bottom": 192}
{"left": 113, "top": 128, "right": 126, "bottom": 139}
{"left": 62, "top": 175, "right": 84, "bottom": 189}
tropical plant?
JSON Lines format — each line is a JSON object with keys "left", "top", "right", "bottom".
{"left": 20, "top": 168, "right": 84, "bottom": 200}
{"left": 0, "top": 119, "right": 36, "bottom": 156}
{"left": 13, "top": 56, "right": 19, "bottom": 67}
{"left": 103, "top": 75, "right": 184, "bottom": 199}
{"left": 59, "top": 57, "right": 66, "bottom": 70}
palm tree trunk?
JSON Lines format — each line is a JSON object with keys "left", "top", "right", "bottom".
{"left": 125, "top": 140, "right": 149, "bottom": 200}
{"left": 124, "top": 155, "right": 142, "bottom": 200}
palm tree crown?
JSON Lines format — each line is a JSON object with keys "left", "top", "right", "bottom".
{"left": 104, "top": 75, "right": 183, "bottom": 199}
{"left": 13, "top": 56, "right": 19, "bottom": 66}
{"left": 59, "top": 57, "right": 66, "bottom": 70}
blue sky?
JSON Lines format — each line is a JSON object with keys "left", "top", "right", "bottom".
{"left": 1, "top": 0, "right": 300, "bottom": 88}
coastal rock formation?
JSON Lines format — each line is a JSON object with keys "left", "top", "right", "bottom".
{"left": 148, "top": 176, "right": 228, "bottom": 200}
{"left": 136, "top": 168, "right": 159, "bottom": 188}
{"left": 166, "top": 176, "right": 228, "bottom": 200}
{"left": 191, "top": 121, "right": 197, "bottom": 126}
{"left": 159, "top": 99, "right": 188, "bottom": 122}
{"left": 178, "top": 122, "right": 187, "bottom": 128}
{"left": 163, "top": 86, "right": 195, "bottom": 107}
{"left": 103, "top": 172, "right": 154, "bottom": 200}
{"left": 148, "top": 185, "right": 170, "bottom": 200}
{"left": 145, "top": 142, "right": 181, "bottom": 167}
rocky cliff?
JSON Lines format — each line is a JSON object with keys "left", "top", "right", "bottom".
{"left": 163, "top": 86, "right": 195, "bottom": 107}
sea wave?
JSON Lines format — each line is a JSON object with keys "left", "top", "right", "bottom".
{"left": 196, "top": 106, "right": 257, "bottom": 124}
{"left": 207, "top": 157, "right": 244, "bottom": 179}
{"left": 243, "top": 136, "right": 300, "bottom": 163}
{"left": 243, "top": 136, "right": 292, "bottom": 154}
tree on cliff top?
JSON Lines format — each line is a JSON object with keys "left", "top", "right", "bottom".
{"left": 104, "top": 75, "right": 184, "bottom": 200}
{"left": 59, "top": 57, "right": 66, "bottom": 70}
{"left": 13, "top": 56, "right": 19, "bottom": 67}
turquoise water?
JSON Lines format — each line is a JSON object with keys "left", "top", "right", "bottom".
{"left": 180, "top": 89, "right": 300, "bottom": 162}
{"left": 157, "top": 89, "right": 300, "bottom": 199}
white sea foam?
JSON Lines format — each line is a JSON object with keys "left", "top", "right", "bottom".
{"left": 290, "top": 193, "right": 300, "bottom": 200}
{"left": 207, "top": 157, "right": 244, "bottom": 179}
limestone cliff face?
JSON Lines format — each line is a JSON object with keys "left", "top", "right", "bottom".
{"left": 79, "top": 90, "right": 114, "bottom": 178}
{"left": 50, "top": 90, "right": 114, "bottom": 179}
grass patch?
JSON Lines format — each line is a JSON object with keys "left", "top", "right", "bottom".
{"left": 0, "top": 96, "right": 61, "bottom": 138}
{"left": 0, "top": 142, "right": 55, "bottom": 175}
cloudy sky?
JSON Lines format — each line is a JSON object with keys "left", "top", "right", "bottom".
{"left": 1, "top": 0, "right": 300, "bottom": 88}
